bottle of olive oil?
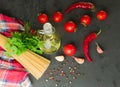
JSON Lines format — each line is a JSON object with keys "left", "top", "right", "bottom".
{"left": 38, "top": 22, "right": 61, "bottom": 54}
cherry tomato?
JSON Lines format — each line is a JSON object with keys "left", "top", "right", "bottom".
{"left": 97, "top": 10, "right": 107, "bottom": 21}
{"left": 80, "top": 15, "right": 91, "bottom": 26}
{"left": 38, "top": 13, "right": 48, "bottom": 24}
{"left": 64, "top": 21, "right": 76, "bottom": 33}
{"left": 53, "top": 11, "right": 63, "bottom": 23}
{"left": 63, "top": 44, "right": 76, "bottom": 56}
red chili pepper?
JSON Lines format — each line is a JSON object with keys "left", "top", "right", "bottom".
{"left": 65, "top": 2, "right": 95, "bottom": 13}
{"left": 83, "top": 30, "right": 101, "bottom": 62}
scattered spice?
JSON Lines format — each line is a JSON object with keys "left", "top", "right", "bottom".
{"left": 49, "top": 76, "right": 55, "bottom": 80}
{"left": 69, "top": 80, "right": 72, "bottom": 84}
{"left": 66, "top": 76, "right": 69, "bottom": 80}
{"left": 77, "top": 73, "right": 81, "bottom": 76}
{"left": 60, "top": 71, "right": 65, "bottom": 76}
{"left": 69, "top": 67, "right": 72, "bottom": 69}
{"left": 63, "top": 63, "right": 66, "bottom": 66}
{"left": 55, "top": 84, "right": 58, "bottom": 86}
{"left": 45, "top": 79, "right": 48, "bottom": 82}
{"left": 65, "top": 60, "right": 69, "bottom": 64}
{"left": 73, "top": 76, "right": 76, "bottom": 80}
{"left": 74, "top": 67, "right": 77, "bottom": 69}
{"left": 46, "top": 73, "right": 49, "bottom": 77}
{"left": 45, "top": 57, "right": 81, "bottom": 86}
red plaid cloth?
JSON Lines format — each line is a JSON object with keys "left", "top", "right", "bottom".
{"left": 0, "top": 14, "right": 32, "bottom": 87}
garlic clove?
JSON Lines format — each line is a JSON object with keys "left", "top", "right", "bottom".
{"left": 72, "top": 56, "right": 84, "bottom": 64}
{"left": 55, "top": 55, "right": 65, "bottom": 62}
{"left": 96, "top": 42, "right": 104, "bottom": 54}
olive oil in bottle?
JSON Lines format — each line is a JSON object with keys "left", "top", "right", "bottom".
{"left": 38, "top": 22, "right": 61, "bottom": 54}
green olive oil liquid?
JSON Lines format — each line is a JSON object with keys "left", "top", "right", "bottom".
{"left": 38, "top": 22, "right": 61, "bottom": 54}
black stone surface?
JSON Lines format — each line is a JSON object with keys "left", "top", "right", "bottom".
{"left": 0, "top": 0, "right": 120, "bottom": 87}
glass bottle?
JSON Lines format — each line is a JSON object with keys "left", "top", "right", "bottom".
{"left": 38, "top": 22, "right": 61, "bottom": 54}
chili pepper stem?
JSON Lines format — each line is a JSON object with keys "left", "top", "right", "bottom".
{"left": 96, "top": 29, "right": 102, "bottom": 36}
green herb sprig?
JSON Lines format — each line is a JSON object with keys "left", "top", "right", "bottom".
{"left": 5, "top": 22, "right": 43, "bottom": 56}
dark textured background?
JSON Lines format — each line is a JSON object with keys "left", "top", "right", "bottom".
{"left": 1, "top": 0, "right": 120, "bottom": 87}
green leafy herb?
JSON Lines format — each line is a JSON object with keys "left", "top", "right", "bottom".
{"left": 5, "top": 22, "right": 44, "bottom": 56}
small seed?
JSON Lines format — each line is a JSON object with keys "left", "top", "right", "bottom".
{"left": 49, "top": 76, "right": 55, "bottom": 80}
{"left": 63, "top": 63, "right": 66, "bottom": 66}
{"left": 55, "top": 84, "right": 58, "bottom": 86}
{"left": 78, "top": 73, "right": 80, "bottom": 76}
{"left": 74, "top": 67, "right": 77, "bottom": 69}
{"left": 69, "top": 67, "right": 71, "bottom": 69}
{"left": 69, "top": 81, "right": 72, "bottom": 84}
{"left": 73, "top": 76, "right": 76, "bottom": 79}
{"left": 45, "top": 79, "right": 48, "bottom": 82}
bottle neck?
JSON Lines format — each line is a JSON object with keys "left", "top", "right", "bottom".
{"left": 43, "top": 23, "right": 55, "bottom": 36}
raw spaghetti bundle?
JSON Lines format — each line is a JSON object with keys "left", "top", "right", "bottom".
{"left": 0, "top": 34, "right": 51, "bottom": 80}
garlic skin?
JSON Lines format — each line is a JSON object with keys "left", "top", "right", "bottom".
{"left": 72, "top": 56, "right": 84, "bottom": 64}
{"left": 55, "top": 56, "right": 65, "bottom": 62}
{"left": 96, "top": 42, "right": 104, "bottom": 54}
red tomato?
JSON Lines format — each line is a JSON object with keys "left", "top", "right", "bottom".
{"left": 63, "top": 44, "right": 76, "bottom": 56}
{"left": 80, "top": 15, "right": 91, "bottom": 26}
{"left": 53, "top": 11, "right": 63, "bottom": 23}
{"left": 64, "top": 21, "right": 76, "bottom": 33}
{"left": 97, "top": 10, "right": 107, "bottom": 21}
{"left": 38, "top": 13, "right": 48, "bottom": 24}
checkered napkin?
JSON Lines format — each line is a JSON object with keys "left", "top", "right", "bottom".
{"left": 0, "top": 13, "right": 32, "bottom": 87}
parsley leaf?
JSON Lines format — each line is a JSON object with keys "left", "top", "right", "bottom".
{"left": 5, "top": 22, "right": 43, "bottom": 56}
